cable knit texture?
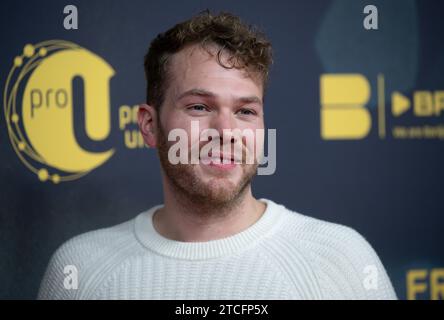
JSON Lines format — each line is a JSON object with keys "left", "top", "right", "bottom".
{"left": 37, "top": 199, "right": 397, "bottom": 300}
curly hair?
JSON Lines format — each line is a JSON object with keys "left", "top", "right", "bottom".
{"left": 144, "top": 10, "right": 273, "bottom": 109}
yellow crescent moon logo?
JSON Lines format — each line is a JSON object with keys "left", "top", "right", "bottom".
{"left": 4, "top": 40, "right": 115, "bottom": 183}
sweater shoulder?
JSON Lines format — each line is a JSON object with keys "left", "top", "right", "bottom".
{"left": 270, "top": 204, "right": 397, "bottom": 299}
{"left": 53, "top": 218, "right": 135, "bottom": 266}
{"left": 278, "top": 206, "right": 377, "bottom": 255}
{"left": 273, "top": 204, "right": 371, "bottom": 251}
{"left": 37, "top": 218, "right": 138, "bottom": 299}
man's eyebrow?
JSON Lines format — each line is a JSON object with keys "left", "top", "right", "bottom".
{"left": 176, "top": 88, "right": 263, "bottom": 105}
{"left": 176, "top": 88, "right": 216, "bottom": 100}
{"left": 237, "top": 95, "right": 263, "bottom": 105}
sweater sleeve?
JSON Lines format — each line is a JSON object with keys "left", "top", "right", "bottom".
{"left": 286, "top": 211, "right": 399, "bottom": 300}
{"left": 325, "top": 225, "right": 398, "bottom": 300}
{"left": 37, "top": 220, "right": 136, "bottom": 300}
{"left": 37, "top": 239, "right": 81, "bottom": 300}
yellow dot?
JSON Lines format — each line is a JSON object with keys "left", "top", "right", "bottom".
{"left": 23, "top": 44, "right": 35, "bottom": 57}
{"left": 39, "top": 47, "right": 47, "bottom": 57}
{"left": 38, "top": 169, "right": 49, "bottom": 181}
{"left": 14, "top": 56, "right": 23, "bottom": 66}
{"left": 18, "top": 142, "right": 25, "bottom": 150}
{"left": 52, "top": 174, "right": 60, "bottom": 184}
{"left": 11, "top": 114, "right": 19, "bottom": 123}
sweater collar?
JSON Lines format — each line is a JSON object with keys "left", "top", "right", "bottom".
{"left": 134, "top": 198, "right": 285, "bottom": 260}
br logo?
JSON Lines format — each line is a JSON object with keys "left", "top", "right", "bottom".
{"left": 320, "top": 74, "right": 372, "bottom": 140}
{"left": 321, "top": 73, "right": 444, "bottom": 140}
{"left": 3, "top": 40, "right": 115, "bottom": 183}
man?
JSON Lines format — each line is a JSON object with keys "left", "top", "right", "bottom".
{"left": 38, "top": 10, "right": 397, "bottom": 300}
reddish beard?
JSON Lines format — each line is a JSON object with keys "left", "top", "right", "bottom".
{"left": 156, "top": 124, "right": 258, "bottom": 210}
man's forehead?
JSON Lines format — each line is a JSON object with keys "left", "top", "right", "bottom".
{"left": 167, "top": 44, "right": 264, "bottom": 99}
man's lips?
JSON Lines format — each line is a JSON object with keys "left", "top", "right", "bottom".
{"left": 205, "top": 160, "right": 237, "bottom": 170}
{"left": 199, "top": 153, "right": 240, "bottom": 170}
{"left": 200, "top": 152, "right": 242, "bottom": 165}
{"left": 202, "top": 160, "right": 237, "bottom": 170}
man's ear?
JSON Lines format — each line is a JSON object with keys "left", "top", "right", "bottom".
{"left": 138, "top": 103, "right": 158, "bottom": 148}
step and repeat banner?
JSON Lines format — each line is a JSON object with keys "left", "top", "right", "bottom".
{"left": 1, "top": 0, "right": 443, "bottom": 299}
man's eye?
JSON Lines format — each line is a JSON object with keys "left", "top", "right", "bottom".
{"left": 237, "top": 108, "right": 256, "bottom": 116}
{"left": 188, "top": 104, "right": 208, "bottom": 112}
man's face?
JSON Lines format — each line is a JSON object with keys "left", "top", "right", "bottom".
{"left": 156, "top": 44, "right": 265, "bottom": 208}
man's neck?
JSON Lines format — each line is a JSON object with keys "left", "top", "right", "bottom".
{"left": 153, "top": 179, "right": 266, "bottom": 242}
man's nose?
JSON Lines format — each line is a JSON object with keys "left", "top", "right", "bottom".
{"left": 210, "top": 110, "right": 237, "bottom": 143}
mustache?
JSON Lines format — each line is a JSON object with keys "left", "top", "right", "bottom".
{"left": 191, "top": 139, "right": 255, "bottom": 164}
{"left": 157, "top": 126, "right": 260, "bottom": 165}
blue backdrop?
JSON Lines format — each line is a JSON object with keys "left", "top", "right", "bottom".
{"left": 1, "top": 0, "right": 443, "bottom": 299}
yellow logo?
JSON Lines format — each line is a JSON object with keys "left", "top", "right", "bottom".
{"left": 320, "top": 74, "right": 372, "bottom": 139}
{"left": 3, "top": 40, "right": 115, "bottom": 183}
{"left": 320, "top": 73, "right": 444, "bottom": 140}
{"left": 407, "top": 268, "right": 444, "bottom": 300}
{"left": 392, "top": 91, "right": 410, "bottom": 116}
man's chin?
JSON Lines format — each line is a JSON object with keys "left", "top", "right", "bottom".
{"left": 184, "top": 171, "right": 246, "bottom": 206}
{"left": 198, "top": 184, "right": 243, "bottom": 206}
{"left": 159, "top": 157, "right": 256, "bottom": 207}
{"left": 195, "top": 162, "right": 240, "bottom": 180}
{"left": 198, "top": 175, "right": 238, "bottom": 192}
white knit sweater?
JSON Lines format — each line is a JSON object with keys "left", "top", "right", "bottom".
{"left": 37, "top": 199, "right": 397, "bottom": 300}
